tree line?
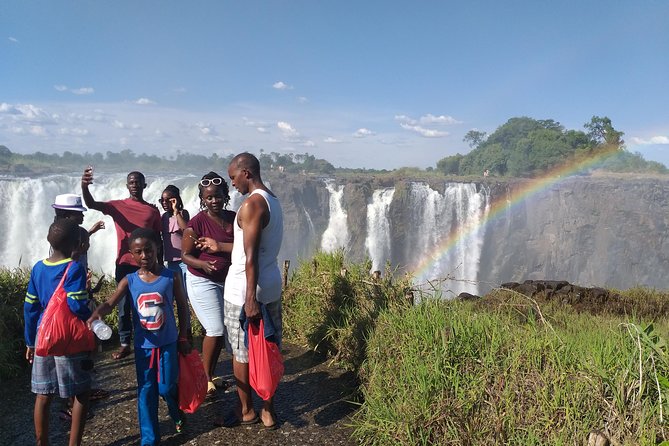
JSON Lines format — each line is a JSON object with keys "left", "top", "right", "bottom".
{"left": 0, "top": 146, "right": 335, "bottom": 176}
{"left": 1, "top": 115, "right": 665, "bottom": 177}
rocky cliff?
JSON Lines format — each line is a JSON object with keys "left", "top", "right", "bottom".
{"left": 269, "top": 173, "right": 669, "bottom": 293}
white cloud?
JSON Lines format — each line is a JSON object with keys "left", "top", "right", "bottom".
{"left": 54, "top": 85, "right": 95, "bottom": 95}
{"left": 172, "top": 87, "right": 187, "bottom": 94}
{"left": 324, "top": 137, "right": 342, "bottom": 143}
{"left": 631, "top": 136, "right": 669, "bottom": 145}
{"left": 9, "top": 37, "right": 19, "bottom": 43}
{"left": 112, "top": 120, "right": 127, "bottom": 129}
{"left": 0, "top": 103, "right": 57, "bottom": 124}
{"left": 277, "top": 121, "right": 299, "bottom": 137}
{"left": 302, "top": 140, "right": 316, "bottom": 147}
{"left": 243, "top": 117, "right": 271, "bottom": 130}
{"left": 399, "top": 123, "right": 448, "bottom": 138}
{"left": 297, "top": 96, "right": 309, "bottom": 104}
{"left": 395, "top": 114, "right": 455, "bottom": 138}
{"left": 58, "top": 127, "right": 90, "bottom": 136}
{"left": 272, "top": 81, "right": 292, "bottom": 90}
{"left": 353, "top": 128, "right": 375, "bottom": 138}
{"left": 419, "top": 114, "right": 461, "bottom": 125}
{"left": 29, "top": 125, "right": 48, "bottom": 136}
{"left": 71, "top": 87, "right": 94, "bottom": 95}
{"left": 135, "top": 98, "right": 156, "bottom": 105}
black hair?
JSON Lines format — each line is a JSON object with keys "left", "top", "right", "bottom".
{"left": 127, "top": 171, "right": 146, "bottom": 183}
{"left": 162, "top": 184, "right": 184, "bottom": 210}
{"left": 197, "top": 171, "right": 230, "bottom": 210}
{"left": 78, "top": 226, "right": 89, "bottom": 243}
{"left": 231, "top": 152, "right": 261, "bottom": 176}
{"left": 129, "top": 227, "right": 159, "bottom": 247}
{"left": 53, "top": 208, "right": 83, "bottom": 222}
{"left": 47, "top": 219, "right": 80, "bottom": 254}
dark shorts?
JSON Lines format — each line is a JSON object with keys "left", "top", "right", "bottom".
{"left": 31, "top": 352, "right": 92, "bottom": 398}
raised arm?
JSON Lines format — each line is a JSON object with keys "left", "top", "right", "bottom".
{"left": 81, "top": 166, "right": 105, "bottom": 212}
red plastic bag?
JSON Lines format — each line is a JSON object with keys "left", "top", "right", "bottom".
{"left": 178, "top": 350, "right": 207, "bottom": 413}
{"left": 35, "top": 263, "right": 96, "bottom": 357}
{"left": 248, "top": 319, "right": 284, "bottom": 401}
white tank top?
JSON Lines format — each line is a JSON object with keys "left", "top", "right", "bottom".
{"left": 224, "top": 189, "right": 283, "bottom": 306}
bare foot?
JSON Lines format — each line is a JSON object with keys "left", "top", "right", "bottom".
{"left": 112, "top": 345, "right": 132, "bottom": 360}
{"left": 260, "top": 408, "right": 278, "bottom": 429}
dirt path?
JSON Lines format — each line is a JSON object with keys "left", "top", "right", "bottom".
{"left": 1, "top": 342, "right": 358, "bottom": 445}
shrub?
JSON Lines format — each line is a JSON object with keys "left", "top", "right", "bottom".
{"left": 0, "top": 268, "right": 30, "bottom": 380}
{"left": 283, "top": 250, "right": 412, "bottom": 372}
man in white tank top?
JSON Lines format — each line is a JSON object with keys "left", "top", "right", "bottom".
{"left": 219, "top": 152, "right": 283, "bottom": 429}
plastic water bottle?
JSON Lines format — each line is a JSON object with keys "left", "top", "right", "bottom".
{"left": 91, "top": 319, "right": 112, "bottom": 340}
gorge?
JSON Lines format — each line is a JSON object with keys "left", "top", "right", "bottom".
{"left": 1, "top": 172, "right": 668, "bottom": 296}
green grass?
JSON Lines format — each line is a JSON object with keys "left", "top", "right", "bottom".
{"left": 354, "top": 292, "right": 669, "bottom": 445}
{"left": 283, "top": 250, "right": 413, "bottom": 372}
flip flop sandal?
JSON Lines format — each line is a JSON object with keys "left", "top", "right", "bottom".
{"left": 206, "top": 381, "right": 217, "bottom": 397}
{"left": 90, "top": 388, "right": 110, "bottom": 401}
{"left": 214, "top": 411, "right": 259, "bottom": 428}
{"left": 59, "top": 408, "right": 95, "bottom": 422}
{"left": 211, "top": 377, "right": 232, "bottom": 391}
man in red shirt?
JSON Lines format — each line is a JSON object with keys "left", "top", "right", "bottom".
{"left": 81, "top": 167, "right": 162, "bottom": 359}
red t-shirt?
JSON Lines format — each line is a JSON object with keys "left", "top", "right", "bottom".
{"left": 186, "top": 210, "right": 235, "bottom": 283}
{"left": 101, "top": 199, "right": 162, "bottom": 266}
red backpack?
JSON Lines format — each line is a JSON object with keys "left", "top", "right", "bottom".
{"left": 35, "top": 263, "right": 96, "bottom": 357}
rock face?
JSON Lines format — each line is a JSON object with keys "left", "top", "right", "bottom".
{"left": 270, "top": 174, "right": 669, "bottom": 292}
{"left": 478, "top": 176, "right": 669, "bottom": 291}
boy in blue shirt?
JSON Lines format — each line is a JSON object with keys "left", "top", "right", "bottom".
{"left": 24, "top": 219, "right": 92, "bottom": 446}
{"left": 88, "top": 228, "right": 191, "bottom": 446}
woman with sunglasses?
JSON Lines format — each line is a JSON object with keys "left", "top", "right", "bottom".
{"left": 181, "top": 172, "right": 235, "bottom": 395}
{"left": 159, "top": 185, "right": 190, "bottom": 288}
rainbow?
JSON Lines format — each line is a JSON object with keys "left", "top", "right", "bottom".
{"left": 412, "top": 145, "right": 621, "bottom": 281}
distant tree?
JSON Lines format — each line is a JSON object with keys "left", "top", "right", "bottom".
{"left": 584, "top": 116, "right": 624, "bottom": 148}
{"left": 437, "top": 153, "right": 464, "bottom": 175}
{"left": 463, "top": 130, "right": 487, "bottom": 148}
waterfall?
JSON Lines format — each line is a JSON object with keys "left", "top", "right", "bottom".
{"left": 407, "top": 182, "right": 489, "bottom": 297}
{"left": 365, "top": 188, "right": 395, "bottom": 272}
{"left": 320, "top": 180, "right": 349, "bottom": 252}
{"left": 0, "top": 173, "right": 242, "bottom": 276}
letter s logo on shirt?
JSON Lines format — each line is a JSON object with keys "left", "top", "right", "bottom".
{"left": 137, "top": 292, "right": 164, "bottom": 331}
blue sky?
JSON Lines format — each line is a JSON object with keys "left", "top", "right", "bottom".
{"left": 2, "top": 1, "right": 668, "bottom": 169}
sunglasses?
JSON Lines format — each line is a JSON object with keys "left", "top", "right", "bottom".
{"left": 199, "top": 178, "right": 223, "bottom": 187}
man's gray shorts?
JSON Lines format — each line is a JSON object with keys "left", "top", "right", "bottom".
{"left": 223, "top": 300, "right": 282, "bottom": 364}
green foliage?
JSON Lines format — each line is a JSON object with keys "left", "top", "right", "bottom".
{"left": 436, "top": 116, "right": 664, "bottom": 178}
{"left": 0, "top": 268, "right": 30, "bottom": 381}
{"left": 283, "top": 250, "right": 412, "bottom": 372}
